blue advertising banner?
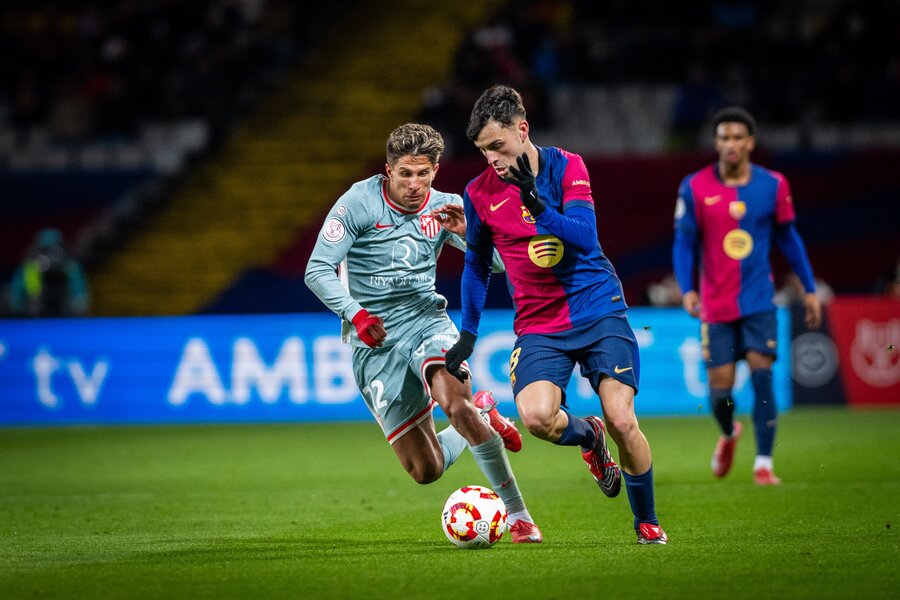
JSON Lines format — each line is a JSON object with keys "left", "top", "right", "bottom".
{"left": 0, "top": 308, "right": 791, "bottom": 426}
{"left": 473, "top": 308, "right": 792, "bottom": 419}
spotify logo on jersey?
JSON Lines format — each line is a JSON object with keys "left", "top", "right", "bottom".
{"left": 528, "top": 235, "right": 564, "bottom": 268}
{"left": 723, "top": 229, "right": 753, "bottom": 260}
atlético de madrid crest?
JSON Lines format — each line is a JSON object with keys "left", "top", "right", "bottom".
{"left": 420, "top": 214, "right": 440, "bottom": 238}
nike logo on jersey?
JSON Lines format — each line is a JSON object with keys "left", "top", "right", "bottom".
{"left": 490, "top": 198, "right": 510, "bottom": 211}
{"left": 375, "top": 223, "right": 394, "bottom": 229}
{"left": 704, "top": 195, "right": 722, "bottom": 206}
{"left": 613, "top": 365, "right": 633, "bottom": 374}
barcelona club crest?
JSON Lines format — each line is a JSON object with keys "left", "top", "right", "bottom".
{"left": 521, "top": 205, "right": 536, "bottom": 224}
{"left": 420, "top": 213, "right": 440, "bottom": 238}
{"left": 728, "top": 200, "right": 747, "bottom": 220}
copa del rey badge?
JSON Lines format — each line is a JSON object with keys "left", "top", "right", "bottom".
{"left": 420, "top": 213, "right": 440, "bottom": 238}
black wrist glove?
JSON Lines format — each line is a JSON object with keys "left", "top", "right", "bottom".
{"left": 445, "top": 330, "right": 477, "bottom": 383}
{"left": 506, "top": 152, "right": 545, "bottom": 217}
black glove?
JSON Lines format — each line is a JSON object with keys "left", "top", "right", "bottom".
{"left": 445, "top": 330, "right": 477, "bottom": 383}
{"left": 505, "top": 152, "right": 545, "bottom": 217}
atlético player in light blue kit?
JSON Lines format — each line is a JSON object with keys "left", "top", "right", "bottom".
{"left": 305, "top": 123, "right": 542, "bottom": 543}
{"left": 442, "top": 85, "right": 667, "bottom": 545}
{"left": 673, "top": 107, "right": 821, "bottom": 485}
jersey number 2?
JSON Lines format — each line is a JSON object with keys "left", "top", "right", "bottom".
{"left": 363, "top": 380, "right": 387, "bottom": 411}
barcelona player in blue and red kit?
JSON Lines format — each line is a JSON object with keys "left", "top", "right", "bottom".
{"left": 441, "top": 85, "right": 667, "bottom": 545}
{"left": 673, "top": 107, "right": 821, "bottom": 485}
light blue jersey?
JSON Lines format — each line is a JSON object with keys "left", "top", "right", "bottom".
{"left": 306, "top": 175, "right": 497, "bottom": 348}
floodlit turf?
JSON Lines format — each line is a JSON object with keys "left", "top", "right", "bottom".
{"left": 1, "top": 407, "right": 898, "bottom": 599}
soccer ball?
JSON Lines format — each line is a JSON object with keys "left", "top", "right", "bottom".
{"left": 441, "top": 485, "right": 507, "bottom": 549}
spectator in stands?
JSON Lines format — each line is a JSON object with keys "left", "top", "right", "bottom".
{"left": 1, "top": 1, "right": 295, "bottom": 145}
{"left": 7, "top": 228, "right": 90, "bottom": 317}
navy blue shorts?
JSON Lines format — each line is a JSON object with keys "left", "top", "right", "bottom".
{"left": 701, "top": 310, "right": 778, "bottom": 368}
{"left": 509, "top": 312, "right": 640, "bottom": 403}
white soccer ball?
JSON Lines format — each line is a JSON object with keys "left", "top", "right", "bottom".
{"left": 441, "top": 485, "right": 507, "bottom": 549}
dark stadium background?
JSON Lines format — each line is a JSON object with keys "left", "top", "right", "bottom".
{"left": 2, "top": 0, "right": 898, "bottom": 318}
{"left": 1, "top": 4, "right": 899, "bottom": 599}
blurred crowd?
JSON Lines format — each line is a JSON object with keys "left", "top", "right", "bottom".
{"left": 2, "top": 0, "right": 898, "bottom": 316}
{"left": 423, "top": 0, "right": 900, "bottom": 154}
{"left": 5, "top": 0, "right": 897, "bottom": 150}
{"left": 0, "top": 0, "right": 326, "bottom": 146}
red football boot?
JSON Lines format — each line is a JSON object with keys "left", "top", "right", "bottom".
{"left": 637, "top": 522, "right": 669, "bottom": 545}
{"left": 473, "top": 391, "right": 523, "bottom": 452}
{"left": 508, "top": 520, "right": 543, "bottom": 543}
{"left": 711, "top": 421, "right": 742, "bottom": 478}
{"left": 753, "top": 467, "right": 782, "bottom": 485}
{"left": 581, "top": 416, "right": 622, "bottom": 497}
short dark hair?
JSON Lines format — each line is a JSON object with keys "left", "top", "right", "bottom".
{"left": 711, "top": 106, "right": 756, "bottom": 136}
{"left": 466, "top": 85, "right": 526, "bottom": 141}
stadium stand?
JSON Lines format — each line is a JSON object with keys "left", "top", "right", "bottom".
{"left": 2, "top": 0, "right": 898, "bottom": 315}
{"left": 423, "top": 0, "right": 900, "bottom": 155}
{"left": 0, "top": 0, "right": 326, "bottom": 312}
{"left": 220, "top": 0, "right": 900, "bottom": 313}
{"left": 42, "top": 0, "right": 504, "bottom": 316}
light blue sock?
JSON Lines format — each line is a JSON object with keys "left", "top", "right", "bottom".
{"left": 437, "top": 426, "right": 468, "bottom": 472}
{"left": 469, "top": 433, "right": 528, "bottom": 517}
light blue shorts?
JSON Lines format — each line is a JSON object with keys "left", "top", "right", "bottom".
{"left": 352, "top": 310, "right": 465, "bottom": 444}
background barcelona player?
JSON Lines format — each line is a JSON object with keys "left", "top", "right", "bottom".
{"left": 441, "top": 85, "right": 667, "bottom": 545}
{"left": 672, "top": 107, "right": 822, "bottom": 485}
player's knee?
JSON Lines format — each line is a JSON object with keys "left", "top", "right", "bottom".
{"left": 443, "top": 398, "right": 478, "bottom": 428}
{"left": 519, "top": 407, "right": 555, "bottom": 439}
{"left": 605, "top": 412, "right": 638, "bottom": 443}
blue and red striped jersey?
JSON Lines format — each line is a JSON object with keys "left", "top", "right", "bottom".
{"left": 464, "top": 146, "right": 626, "bottom": 336}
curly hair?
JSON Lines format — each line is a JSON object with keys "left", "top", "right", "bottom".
{"left": 386, "top": 123, "right": 445, "bottom": 166}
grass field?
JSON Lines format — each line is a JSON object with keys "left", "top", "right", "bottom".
{"left": 1, "top": 407, "right": 898, "bottom": 599}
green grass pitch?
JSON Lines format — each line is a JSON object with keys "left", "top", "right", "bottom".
{"left": 1, "top": 407, "right": 898, "bottom": 599}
